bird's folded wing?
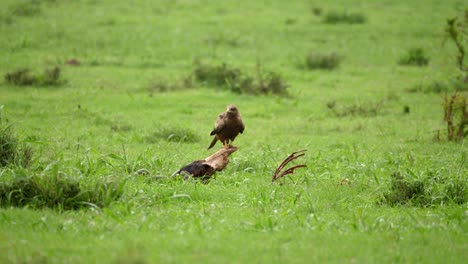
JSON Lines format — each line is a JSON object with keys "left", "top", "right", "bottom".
{"left": 239, "top": 121, "right": 245, "bottom": 133}
{"left": 210, "top": 114, "right": 226, "bottom": 135}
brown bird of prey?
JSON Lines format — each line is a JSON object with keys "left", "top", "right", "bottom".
{"left": 208, "top": 104, "right": 245, "bottom": 149}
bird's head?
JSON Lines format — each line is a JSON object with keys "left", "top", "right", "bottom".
{"left": 226, "top": 104, "right": 238, "bottom": 114}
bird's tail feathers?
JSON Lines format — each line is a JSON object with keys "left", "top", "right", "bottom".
{"left": 207, "top": 137, "right": 217, "bottom": 149}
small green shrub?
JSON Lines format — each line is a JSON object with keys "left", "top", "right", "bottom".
{"left": 445, "top": 11, "right": 468, "bottom": 81}
{"left": 76, "top": 107, "right": 133, "bottom": 132}
{"left": 0, "top": 125, "right": 33, "bottom": 168}
{"left": 407, "top": 79, "right": 468, "bottom": 94}
{"left": 284, "top": 18, "right": 297, "bottom": 25}
{"left": 19, "top": 145, "right": 33, "bottom": 168}
{"left": 147, "top": 80, "right": 173, "bottom": 93}
{"left": 204, "top": 34, "right": 240, "bottom": 47}
{"left": 4, "top": 69, "right": 37, "bottom": 86}
{"left": 147, "top": 75, "right": 195, "bottom": 94}
{"left": 84, "top": 179, "right": 126, "bottom": 208}
{"left": 110, "top": 124, "right": 133, "bottom": 132}
{"left": 324, "top": 11, "right": 366, "bottom": 24}
{"left": 398, "top": 48, "right": 429, "bottom": 66}
{"left": 0, "top": 175, "right": 124, "bottom": 210}
{"left": 0, "top": 175, "right": 80, "bottom": 209}
{"left": 257, "top": 72, "right": 288, "bottom": 95}
{"left": 10, "top": 0, "right": 41, "bottom": 17}
{"left": 230, "top": 69, "right": 288, "bottom": 95}
{"left": 407, "top": 81, "right": 450, "bottom": 93}
{"left": 326, "top": 99, "right": 385, "bottom": 117}
{"left": 381, "top": 171, "right": 467, "bottom": 207}
{"left": 444, "top": 180, "right": 466, "bottom": 204}
{"left": 443, "top": 93, "right": 468, "bottom": 141}
{"left": 5, "top": 66, "right": 64, "bottom": 86}
{"left": 193, "top": 61, "right": 288, "bottom": 95}
{"left": 0, "top": 126, "right": 18, "bottom": 167}
{"left": 305, "top": 52, "right": 341, "bottom": 70}
{"left": 194, "top": 62, "right": 242, "bottom": 88}
{"left": 382, "top": 172, "right": 426, "bottom": 206}
{"left": 311, "top": 7, "right": 322, "bottom": 16}
{"left": 40, "top": 66, "right": 61, "bottom": 85}
{"left": 144, "top": 127, "right": 200, "bottom": 143}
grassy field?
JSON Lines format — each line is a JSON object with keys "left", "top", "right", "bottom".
{"left": 1, "top": 0, "right": 467, "bottom": 263}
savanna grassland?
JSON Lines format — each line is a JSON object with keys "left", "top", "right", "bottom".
{"left": 0, "top": 0, "right": 467, "bottom": 263}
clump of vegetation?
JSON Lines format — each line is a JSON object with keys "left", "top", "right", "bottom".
{"left": 5, "top": 66, "right": 64, "bottom": 86}
{"left": 406, "top": 13, "right": 467, "bottom": 95}
{"left": 1, "top": 0, "right": 51, "bottom": 24}
{"left": 407, "top": 78, "right": 467, "bottom": 93}
{"left": 145, "top": 61, "right": 288, "bottom": 96}
{"left": 443, "top": 93, "right": 467, "bottom": 141}
{"left": 311, "top": 7, "right": 322, "bottom": 16}
{"left": 284, "top": 18, "right": 297, "bottom": 25}
{"left": 194, "top": 62, "right": 242, "bottom": 88}
{"left": 444, "top": 179, "right": 466, "bottom": 204}
{"left": 110, "top": 124, "right": 133, "bottom": 132}
{"left": 10, "top": 0, "right": 41, "bottom": 17}
{"left": 0, "top": 125, "right": 32, "bottom": 168}
{"left": 4, "top": 69, "right": 37, "bottom": 86}
{"left": 413, "top": 12, "right": 468, "bottom": 95}
{"left": 147, "top": 80, "right": 176, "bottom": 93}
{"left": 76, "top": 106, "right": 133, "bottom": 133}
{"left": 323, "top": 11, "right": 366, "bottom": 24}
{"left": 0, "top": 126, "right": 18, "bottom": 167}
{"left": 0, "top": 175, "right": 80, "bottom": 209}
{"left": 398, "top": 48, "right": 429, "bottom": 66}
{"left": 205, "top": 34, "right": 240, "bottom": 47}
{"left": 235, "top": 67, "right": 288, "bottom": 95}
{"left": 445, "top": 10, "right": 468, "bottom": 82}
{"left": 381, "top": 171, "right": 466, "bottom": 207}
{"left": 0, "top": 175, "right": 124, "bottom": 210}
{"left": 382, "top": 172, "right": 426, "bottom": 206}
{"left": 40, "top": 66, "right": 61, "bottom": 85}
{"left": 19, "top": 145, "right": 33, "bottom": 168}
{"left": 408, "top": 81, "right": 448, "bottom": 93}
{"left": 144, "top": 127, "right": 200, "bottom": 143}
{"left": 305, "top": 52, "right": 341, "bottom": 70}
{"left": 326, "top": 99, "right": 385, "bottom": 117}
{"left": 193, "top": 61, "right": 288, "bottom": 95}
{"left": 84, "top": 179, "right": 126, "bottom": 208}
{"left": 147, "top": 75, "right": 195, "bottom": 95}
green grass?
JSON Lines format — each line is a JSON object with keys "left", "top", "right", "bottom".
{"left": 0, "top": 0, "right": 467, "bottom": 263}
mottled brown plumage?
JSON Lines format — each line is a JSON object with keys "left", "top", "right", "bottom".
{"left": 208, "top": 104, "right": 245, "bottom": 149}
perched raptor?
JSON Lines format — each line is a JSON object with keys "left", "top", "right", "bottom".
{"left": 208, "top": 104, "right": 245, "bottom": 149}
